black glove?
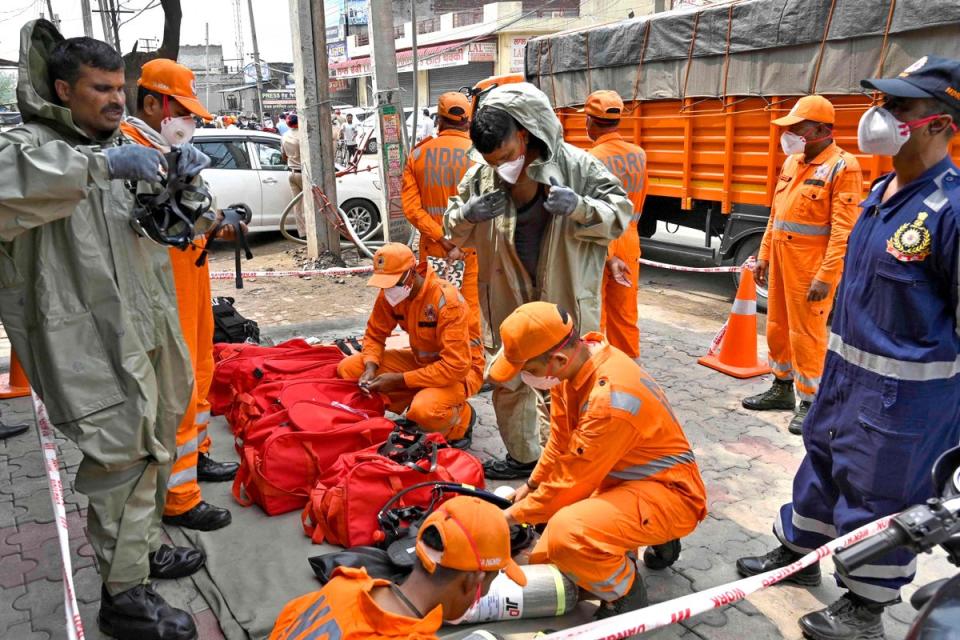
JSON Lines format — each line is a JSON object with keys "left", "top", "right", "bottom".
{"left": 463, "top": 191, "right": 507, "bottom": 223}
{"left": 103, "top": 145, "right": 167, "bottom": 182}
{"left": 544, "top": 176, "right": 579, "bottom": 216}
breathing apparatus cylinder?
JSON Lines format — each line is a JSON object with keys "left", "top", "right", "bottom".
{"left": 450, "top": 564, "right": 578, "bottom": 625}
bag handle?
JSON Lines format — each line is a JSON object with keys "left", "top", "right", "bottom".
{"left": 231, "top": 449, "right": 255, "bottom": 507}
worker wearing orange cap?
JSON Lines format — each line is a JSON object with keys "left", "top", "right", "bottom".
{"left": 584, "top": 90, "right": 648, "bottom": 359}
{"left": 744, "top": 96, "right": 863, "bottom": 435}
{"left": 493, "top": 302, "right": 707, "bottom": 620}
{"left": 402, "top": 92, "right": 480, "bottom": 317}
{"left": 337, "top": 243, "right": 485, "bottom": 445}
{"left": 270, "top": 495, "right": 525, "bottom": 639}
{"left": 121, "top": 58, "right": 238, "bottom": 532}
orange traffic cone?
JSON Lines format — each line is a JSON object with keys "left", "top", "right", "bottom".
{"left": 698, "top": 268, "right": 771, "bottom": 379}
{"left": 0, "top": 349, "right": 30, "bottom": 399}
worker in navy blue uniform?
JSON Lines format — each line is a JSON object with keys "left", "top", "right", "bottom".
{"left": 736, "top": 55, "right": 960, "bottom": 640}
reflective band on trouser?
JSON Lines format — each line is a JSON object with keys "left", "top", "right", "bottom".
{"left": 167, "top": 466, "right": 198, "bottom": 489}
{"left": 794, "top": 372, "right": 821, "bottom": 402}
{"left": 839, "top": 574, "right": 906, "bottom": 604}
{"left": 772, "top": 220, "right": 832, "bottom": 236}
{"left": 731, "top": 299, "right": 756, "bottom": 315}
{"left": 607, "top": 450, "right": 696, "bottom": 481}
{"left": 768, "top": 357, "right": 794, "bottom": 380}
{"left": 586, "top": 556, "right": 636, "bottom": 602}
{"left": 828, "top": 333, "right": 960, "bottom": 381}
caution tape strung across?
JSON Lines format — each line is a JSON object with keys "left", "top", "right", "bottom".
{"left": 538, "top": 508, "right": 925, "bottom": 640}
{"left": 638, "top": 258, "right": 745, "bottom": 273}
{"left": 32, "top": 391, "right": 86, "bottom": 640}
{"left": 208, "top": 265, "right": 375, "bottom": 280}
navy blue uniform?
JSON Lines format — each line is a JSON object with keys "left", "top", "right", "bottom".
{"left": 775, "top": 156, "right": 960, "bottom": 603}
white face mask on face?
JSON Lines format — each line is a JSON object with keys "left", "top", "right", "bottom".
{"left": 496, "top": 155, "right": 525, "bottom": 184}
{"left": 520, "top": 370, "right": 561, "bottom": 390}
{"left": 780, "top": 131, "right": 807, "bottom": 155}
{"left": 384, "top": 283, "right": 412, "bottom": 306}
{"left": 160, "top": 115, "right": 196, "bottom": 146}
{"left": 857, "top": 106, "right": 912, "bottom": 156}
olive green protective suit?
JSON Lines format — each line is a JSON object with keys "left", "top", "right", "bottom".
{"left": 0, "top": 21, "right": 192, "bottom": 595}
{"left": 444, "top": 83, "right": 631, "bottom": 463}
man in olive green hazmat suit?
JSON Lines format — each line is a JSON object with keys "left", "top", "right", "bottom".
{"left": 0, "top": 21, "right": 202, "bottom": 640}
{"left": 444, "top": 83, "right": 632, "bottom": 479}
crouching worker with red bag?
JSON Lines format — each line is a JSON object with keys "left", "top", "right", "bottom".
{"left": 337, "top": 243, "right": 485, "bottom": 447}
{"left": 270, "top": 495, "right": 525, "bottom": 639}
{"left": 493, "top": 302, "right": 708, "bottom": 620}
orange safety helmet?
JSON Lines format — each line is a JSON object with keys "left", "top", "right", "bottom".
{"left": 467, "top": 73, "right": 525, "bottom": 113}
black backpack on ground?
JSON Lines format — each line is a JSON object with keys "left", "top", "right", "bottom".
{"left": 212, "top": 296, "right": 260, "bottom": 344}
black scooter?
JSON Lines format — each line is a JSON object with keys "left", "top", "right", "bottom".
{"left": 834, "top": 445, "right": 960, "bottom": 639}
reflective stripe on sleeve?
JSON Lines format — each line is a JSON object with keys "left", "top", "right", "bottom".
{"left": 609, "top": 390, "right": 642, "bottom": 415}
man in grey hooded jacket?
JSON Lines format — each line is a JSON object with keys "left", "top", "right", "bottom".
{"left": 445, "top": 83, "right": 632, "bottom": 479}
{"left": 0, "top": 21, "right": 201, "bottom": 640}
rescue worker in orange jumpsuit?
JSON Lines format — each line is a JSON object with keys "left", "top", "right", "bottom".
{"left": 744, "top": 95, "right": 863, "bottom": 434}
{"left": 494, "top": 302, "right": 707, "bottom": 619}
{"left": 338, "top": 243, "right": 485, "bottom": 446}
{"left": 269, "top": 496, "right": 525, "bottom": 639}
{"left": 402, "top": 92, "right": 479, "bottom": 316}
{"left": 585, "top": 90, "right": 648, "bottom": 360}
{"left": 121, "top": 59, "right": 238, "bottom": 531}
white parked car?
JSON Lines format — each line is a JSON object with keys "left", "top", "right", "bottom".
{"left": 191, "top": 129, "right": 383, "bottom": 238}
{"left": 360, "top": 106, "right": 438, "bottom": 154}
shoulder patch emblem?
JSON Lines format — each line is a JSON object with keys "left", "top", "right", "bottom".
{"left": 813, "top": 164, "right": 831, "bottom": 181}
{"left": 886, "top": 211, "right": 932, "bottom": 262}
{"left": 423, "top": 304, "right": 437, "bottom": 322}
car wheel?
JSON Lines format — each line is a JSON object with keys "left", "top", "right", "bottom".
{"left": 341, "top": 198, "right": 380, "bottom": 239}
{"left": 365, "top": 138, "right": 378, "bottom": 154}
{"left": 732, "top": 234, "right": 767, "bottom": 312}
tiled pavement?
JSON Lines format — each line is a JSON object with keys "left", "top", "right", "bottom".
{"left": 0, "top": 315, "right": 953, "bottom": 639}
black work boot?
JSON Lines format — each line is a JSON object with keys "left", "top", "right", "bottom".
{"left": 798, "top": 592, "right": 885, "bottom": 640}
{"left": 788, "top": 401, "right": 812, "bottom": 435}
{"left": 98, "top": 584, "right": 197, "bottom": 640}
{"left": 149, "top": 544, "right": 205, "bottom": 580}
{"left": 483, "top": 455, "right": 537, "bottom": 480}
{"left": 197, "top": 453, "right": 239, "bottom": 482}
{"left": 448, "top": 402, "right": 476, "bottom": 451}
{"left": 162, "top": 501, "right": 232, "bottom": 531}
{"left": 643, "top": 539, "right": 682, "bottom": 570}
{"left": 742, "top": 379, "right": 796, "bottom": 411}
{"left": 736, "top": 545, "right": 821, "bottom": 586}
{"left": 594, "top": 572, "right": 648, "bottom": 620}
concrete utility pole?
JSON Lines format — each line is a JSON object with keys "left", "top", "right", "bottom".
{"left": 409, "top": 0, "right": 418, "bottom": 152}
{"left": 246, "top": 0, "right": 266, "bottom": 119}
{"left": 44, "top": 0, "right": 60, "bottom": 29}
{"left": 80, "top": 0, "right": 95, "bottom": 37}
{"left": 289, "top": 0, "right": 341, "bottom": 259}
{"left": 369, "top": 0, "right": 409, "bottom": 242}
{"left": 204, "top": 23, "right": 210, "bottom": 108}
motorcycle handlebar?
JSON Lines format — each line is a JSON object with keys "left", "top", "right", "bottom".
{"left": 834, "top": 526, "right": 910, "bottom": 577}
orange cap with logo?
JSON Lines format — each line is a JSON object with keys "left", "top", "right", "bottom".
{"left": 582, "top": 90, "right": 624, "bottom": 120}
{"left": 367, "top": 242, "right": 417, "bottom": 288}
{"left": 772, "top": 95, "right": 835, "bottom": 126}
{"left": 438, "top": 92, "right": 472, "bottom": 123}
{"left": 415, "top": 496, "right": 527, "bottom": 587}
{"left": 138, "top": 58, "right": 214, "bottom": 121}
{"left": 489, "top": 301, "right": 575, "bottom": 383}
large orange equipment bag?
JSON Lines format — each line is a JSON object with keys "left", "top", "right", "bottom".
{"left": 301, "top": 431, "right": 485, "bottom": 547}
{"left": 232, "top": 400, "right": 395, "bottom": 516}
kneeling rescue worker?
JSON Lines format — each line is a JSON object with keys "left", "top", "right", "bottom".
{"left": 494, "top": 302, "right": 707, "bottom": 619}
{"left": 269, "top": 495, "right": 526, "bottom": 639}
{"left": 338, "top": 243, "right": 485, "bottom": 445}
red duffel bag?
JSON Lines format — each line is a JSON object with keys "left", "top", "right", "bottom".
{"left": 227, "top": 378, "right": 386, "bottom": 442}
{"left": 232, "top": 400, "right": 395, "bottom": 516}
{"left": 301, "top": 430, "right": 485, "bottom": 546}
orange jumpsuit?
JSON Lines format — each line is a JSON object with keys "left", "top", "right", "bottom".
{"left": 589, "top": 132, "right": 648, "bottom": 359}
{"left": 269, "top": 567, "right": 443, "bottom": 639}
{"left": 120, "top": 120, "right": 212, "bottom": 516}
{"left": 758, "top": 142, "right": 862, "bottom": 402}
{"left": 337, "top": 266, "right": 484, "bottom": 439}
{"left": 401, "top": 129, "right": 479, "bottom": 316}
{"left": 508, "top": 335, "right": 707, "bottom": 602}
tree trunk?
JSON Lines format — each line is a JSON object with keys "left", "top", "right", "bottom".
{"left": 122, "top": 0, "right": 182, "bottom": 113}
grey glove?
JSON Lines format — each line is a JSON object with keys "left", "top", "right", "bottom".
{"left": 545, "top": 176, "right": 579, "bottom": 216}
{"left": 173, "top": 143, "right": 211, "bottom": 178}
{"left": 463, "top": 190, "right": 507, "bottom": 223}
{"left": 103, "top": 145, "right": 167, "bottom": 182}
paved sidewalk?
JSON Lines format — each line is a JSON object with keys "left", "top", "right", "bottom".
{"left": 0, "top": 315, "right": 951, "bottom": 639}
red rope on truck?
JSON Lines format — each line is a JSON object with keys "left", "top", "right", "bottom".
{"left": 874, "top": 0, "right": 897, "bottom": 78}
{"left": 810, "top": 0, "right": 838, "bottom": 94}
{"left": 627, "top": 19, "right": 651, "bottom": 110}
{"left": 679, "top": 9, "right": 703, "bottom": 106}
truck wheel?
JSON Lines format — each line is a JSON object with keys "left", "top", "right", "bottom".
{"left": 733, "top": 234, "right": 768, "bottom": 313}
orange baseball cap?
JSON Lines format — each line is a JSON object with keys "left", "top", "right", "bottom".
{"left": 415, "top": 496, "right": 527, "bottom": 587}
{"left": 138, "top": 58, "right": 214, "bottom": 121}
{"left": 772, "top": 95, "right": 835, "bottom": 126}
{"left": 438, "top": 92, "right": 472, "bottom": 123}
{"left": 489, "top": 302, "right": 575, "bottom": 383}
{"left": 367, "top": 242, "right": 416, "bottom": 288}
{"left": 582, "top": 90, "right": 624, "bottom": 120}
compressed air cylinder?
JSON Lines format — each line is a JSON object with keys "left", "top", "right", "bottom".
{"left": 451, "top": 564, "right": 577, "bottom": 624}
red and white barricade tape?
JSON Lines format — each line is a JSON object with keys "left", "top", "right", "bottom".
{"left": 32, "top": 391, "right": 86, "bottom": 640}
{"left": 208, "top": 265, "right": 375, "bottom": 280}
{"left": 637, "top": 258, "right": 746, "bottom": 273}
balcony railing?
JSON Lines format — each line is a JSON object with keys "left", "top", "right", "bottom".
{"left": 394, "top": 25, "right": 405, "bottom": 39}
{"left": 452, "top": 8, "right": 483, "bottom": 28}
{"left": 416, "top": 17, "right": 440, "bottom": 34}
{"left": 356, "top": 32, "right": 370, "bottom": 46}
